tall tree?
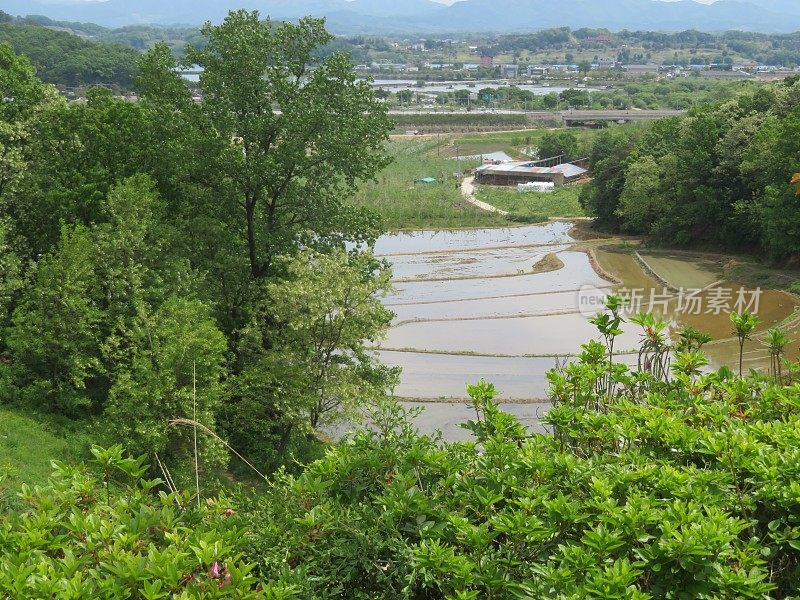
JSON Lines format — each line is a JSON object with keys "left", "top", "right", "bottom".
{"left": 6, "top": 226, "right": 102, "bottom": 413}
{"left": 138, "top": 11, "right": 392, "bottom": 283}
{"left": 222, "top": 249, "right": 397, "bottom": 470}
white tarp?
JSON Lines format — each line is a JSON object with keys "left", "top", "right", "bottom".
{"left": 517, "top": 182, "right": 555, "bottom": 193}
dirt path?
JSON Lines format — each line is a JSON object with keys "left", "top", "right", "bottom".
{"left": 461, "top": 176, "right": 509, "bottom": 216}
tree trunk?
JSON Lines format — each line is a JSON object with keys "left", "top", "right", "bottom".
{"left": 245, "top": 196, "right": 260, "bottom": 279}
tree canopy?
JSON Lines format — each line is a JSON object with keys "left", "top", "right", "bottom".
{"left": 0, "top": 11, "right": 396, "bottom": 479}
{"left": 581, "top": 80, "right": 800, "bottom": 260}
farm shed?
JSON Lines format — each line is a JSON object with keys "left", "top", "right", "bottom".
{"left": 475, "top": 161, "right": 588, "bottom": 187}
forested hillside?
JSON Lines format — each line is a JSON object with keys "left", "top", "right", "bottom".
{"left": 580, "top": 79, "right": 800, "bottom": 260}
{"left": 0, "top": 12, "right": 139, "bottom": 88}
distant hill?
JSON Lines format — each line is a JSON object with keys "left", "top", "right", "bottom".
{"left": 0, "top": 20, "right": 139, "bottom": 87}
{"left": 2, "top": 0, "right": 800, "bottom": 33}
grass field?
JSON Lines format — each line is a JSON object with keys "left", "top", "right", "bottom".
{"left": 393, "top": 113, "right": 530, "bottom": 131}
{"left": 351, "top": 130, "right": 600, "bottom": 230}
{"left": 349, "top": 139, "right": 510, "bottom": 230}
{"left": 0, "top": 408, "right": 91, "bottom": 506}
{"left": 451, "top": 128, "right": 599, "bottom": 156}
{"left": 476, "top": 183, "right": 587, "bottom": 221}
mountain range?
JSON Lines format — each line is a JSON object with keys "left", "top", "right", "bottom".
{"left": 3, "top": 0, "right": 800, "bottom": 33}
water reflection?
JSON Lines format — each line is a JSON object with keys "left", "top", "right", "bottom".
{"left": 373, "top": 222, "right": 798, "bottom": 426}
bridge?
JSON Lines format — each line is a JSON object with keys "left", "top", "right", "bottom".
{"left": 556, "top": 109, "right": 685, "bottom": 125}
{"left": 389, "top": 108, "right": 685, "bottom": 123}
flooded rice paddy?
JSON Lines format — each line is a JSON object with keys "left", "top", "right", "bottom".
{"left": 368, "top": 221, "right": 799, "bottom": 438}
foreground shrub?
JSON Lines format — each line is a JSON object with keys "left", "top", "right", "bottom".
{"left": 236, "top": 306, "right": 800, "bottom": 599}
{"left": 0, "top": 445, "right": 279, "bottom": 598}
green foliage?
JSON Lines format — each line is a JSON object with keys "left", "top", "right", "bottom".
{"left": 582, "top": 87, "right": 800, "bottom": 259}
{"left": 138, "top": 11, "right": 393, "bottom": 283}
{"left": 477, "top": 184, "right": 586, "bottom": 220}
{"left": 0, "top": 23, "right": 139, "bottom": 88}
{"left": 0, "top": 408, "right": 91, "bottom": 507}
{"left": 537, "top": 130, "right": 581, "bottom": 160}
{"left": 104, "top": 296, "right": 229, "bottom": 484}
{"left": 222, "top": 249, "right": 398, "bottom": 472}
{"left": 731, "top": 310, "right": 761, "bottom": 376}
{"left": 0, "top": 447, "right": 271, "bottom": 598}
{"left": 579, "top": 126, "right": 640, "bottom": 230}
{"left": 392, "top": 113, "right": 529, "bottom": 130}
{"left": 1, "top": 14, "right": 399, "bottom": 481}
{"left": 6, "top": 225, "right": 102, "bottom": 414}
{"left": 0, "top": 219, "right": 22, "bottom": 336}
{"left": 234, "top": 314, "right": 800, "bottom": 599}
{"left": 348, "top": 140, "right": 508, "bottom": 230}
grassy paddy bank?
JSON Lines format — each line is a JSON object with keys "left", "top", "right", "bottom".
{"left": 476, "top": 184, "right": 586, "bottom": 222}
{"left": 348, "top": 139, "right": 509, "bottom": 230}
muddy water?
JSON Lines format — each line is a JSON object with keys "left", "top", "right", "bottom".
{"left": 384, "top": 313, "right": 641, "bottom": 355}
{"left": 595, "top": 250, "right": 800, "bottom": 365}
{"left": 386, "top": 251, "right": 608, "bottom": 304}
{"left": 329, "top": 401, "right": 552, "bottom": 441}
{"left": 390, "top": 245, "right": 569, "bottom": 281}
{"left": 374, "top": 221, "right": 574, "bottom": 256}
{"left": 391, "top": 289, "right": 593, "bottom": 323}
{"left": 373, "top": 223, "right": 798, "bottom": 439}
{"left": 379, "top": 351, "right": 561, "bottom": 400}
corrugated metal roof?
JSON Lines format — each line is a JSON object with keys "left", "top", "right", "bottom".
{"left": 476, "top": 160, "right": 587, "bottom": 178}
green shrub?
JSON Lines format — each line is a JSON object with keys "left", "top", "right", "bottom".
{"left": 235, "top": 307, "right": 800, "bottom": 598}
{"left": 0, "top": 445, "right": 288, "bottom": 598}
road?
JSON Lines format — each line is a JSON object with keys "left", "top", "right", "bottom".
{"left": 461, "top": 176, "right": 508, "bottom": 216}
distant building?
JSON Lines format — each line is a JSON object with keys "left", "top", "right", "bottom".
{"left": 463, "top": 63, "right": 481, "bottom": 71}
{"left": 480, "top": 55, "right": 494, "bottom": 67}
{"left": 475, "top": 160, "right": 588, "bottom": 187}
{"left": 527, "top": 65, "right": 550, "bottom": 76}
{"left": 585, "top": 34, "right": 611, "bottom": 43}
{"left": 623, "top": 64, "right": 660, "bottom": 74}
{"left": 597, "top": 59, "right": 618, "bottom": 70}
{"left": 501, "top": 64, "right": 520, "bottom": 77}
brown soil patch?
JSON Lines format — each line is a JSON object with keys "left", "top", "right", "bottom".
{"left": 531, "top": 252, "right": 565, "bottom": 274}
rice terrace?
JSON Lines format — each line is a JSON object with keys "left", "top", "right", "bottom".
{"left": 4, "top": 1, "right": 800, "bottom": 597}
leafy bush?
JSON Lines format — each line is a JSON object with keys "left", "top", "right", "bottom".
{"left": 235, "top": 304, "right": 800, "bottom": 599}
{"left": 0, "top": 445, "right": 282, "bottom": 598}
{"left": 6, "top": 302, "right": 800, "bottom": 599}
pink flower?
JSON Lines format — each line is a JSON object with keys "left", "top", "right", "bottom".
{"left": 209, "top": 561, "right": 222, "bottom": 578}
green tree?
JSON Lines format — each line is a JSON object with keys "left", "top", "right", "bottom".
{"left": 6, "top": 226, "right": 102, "bottom": 414}
{"left": 580, "top": 127, "right": 639, "bottom": 230}
{"left": 764, "top": 327, "right": 788, "bottom": 383}
{"left": 138, "top": 11, "right": 392, "bottom": 283}
{"left": 0, "top": 44, "right": 60, "bottom": 215}
{"left": 615, "top": 155, "right": 663, "bottom": 233}
{"left": 104, "top": 296, "right": 229, "bottom": 482}
{"left": 9, "top": 88, "right": 159, "bottom": 258}
{"left": 730, "top": 310, "right": 760, "bottom": 377}
{"left": 0, "top": 219, "right": 22, "bottom": 337}
{"left": 223, "top": 249, "right": 398, "bottom": 470}
{"left": 538, "top": 131, "right": 579, "bottom": 160}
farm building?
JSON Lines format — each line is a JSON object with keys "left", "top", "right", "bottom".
{"left": 474, "top": 160, "right": 588, "bottom": 187}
